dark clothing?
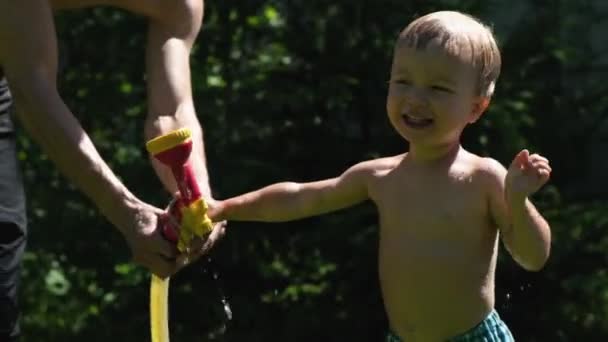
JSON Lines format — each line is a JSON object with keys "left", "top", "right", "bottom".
{"left": 0, "top": 223, "right": 25, "bottom": 341}
{"left": 0, "top": 76, "right": 26, "bottom": 231}
{"left": 0, "top": 77, "right": 14, "bottom": 135}
{"left": 0, "top": 73, "right": 27, "bottom": 341}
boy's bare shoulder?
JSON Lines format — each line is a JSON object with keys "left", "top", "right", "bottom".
{"left": 460, "top": 150, "right": 507, "bottom": 187}
{"left": 350, "top": 153, "right": 405, "bottom": 177}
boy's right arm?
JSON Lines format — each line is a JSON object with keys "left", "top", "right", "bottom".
{"left": 210, "top": 161, "right": 375, "bottom": 222}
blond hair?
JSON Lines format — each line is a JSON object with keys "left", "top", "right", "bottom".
{"left": 398, "top": 11, "right": 501, "bottom": 97}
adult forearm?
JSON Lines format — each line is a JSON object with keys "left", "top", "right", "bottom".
{"left": 506, "top": 198, "right": 551, "bottom": 271}
{"left": 15, "top": 85, "right": 137, "bottom": 232}
{"left": 144, "top": 0, "right": 209, "bottom": 199}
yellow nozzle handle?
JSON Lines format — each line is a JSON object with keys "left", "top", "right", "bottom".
{"left": 177, "top": 198, "right": 213, "bottom": 251}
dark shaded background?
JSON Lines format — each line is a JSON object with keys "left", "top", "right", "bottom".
{"left": 14, "top": 0, "right": 608, "bottom": 341}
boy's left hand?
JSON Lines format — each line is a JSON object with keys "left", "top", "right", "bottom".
{"left": 505, "top": 149, "right": 552, "bottom": 202}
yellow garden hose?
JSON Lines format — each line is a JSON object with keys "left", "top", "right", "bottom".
{"left": 150, "top": 275, "right": 170, "bottom": 342}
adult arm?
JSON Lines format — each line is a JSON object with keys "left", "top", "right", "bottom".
{"left": 0, "top": 0, "right": 178, "bottom": 277}
{"left": 142, "top": 0, "right": 212, "bottom": 199}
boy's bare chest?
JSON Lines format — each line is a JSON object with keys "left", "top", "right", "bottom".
{"left": 371, "top": 170, "right": 487, "bottom": 239}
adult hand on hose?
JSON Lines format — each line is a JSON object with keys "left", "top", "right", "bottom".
{"left": 113, "top": 199, "right": 182, "bottom": 279}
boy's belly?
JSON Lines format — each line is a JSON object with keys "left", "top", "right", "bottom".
{"left": 379, "top": 235, "right": 497, "bottom": 341}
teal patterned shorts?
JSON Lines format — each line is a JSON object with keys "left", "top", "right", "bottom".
{"left": 386, "top": 310, "right": 514, "bottom": 341}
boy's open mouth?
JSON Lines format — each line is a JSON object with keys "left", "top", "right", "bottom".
{"left": 402, "top": 114, "right": 434, "bottom": 129}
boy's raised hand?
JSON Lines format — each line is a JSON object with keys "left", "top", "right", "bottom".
{"left": 505, "top": 149, "right": 552, "bottom": 202}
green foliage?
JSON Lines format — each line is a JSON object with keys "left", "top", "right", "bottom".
{"left": 14, "top": 0, "right": 608, "bottom": 341}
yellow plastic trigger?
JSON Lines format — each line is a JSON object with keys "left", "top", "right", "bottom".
{"left": 176, "top": 198, "right": 213, "bottom": 252}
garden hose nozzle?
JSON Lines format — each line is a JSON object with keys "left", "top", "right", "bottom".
{"left": 146, "top": 127, "right": 214, "bottom": 250}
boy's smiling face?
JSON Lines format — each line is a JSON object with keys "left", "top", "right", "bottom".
{"left": 386, "top": 39, "right": 489, "bottom": 149}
